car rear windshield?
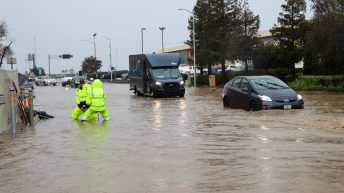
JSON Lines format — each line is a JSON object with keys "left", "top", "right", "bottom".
{"left": 252, "top": 77, "right": 289, "bottom": 90}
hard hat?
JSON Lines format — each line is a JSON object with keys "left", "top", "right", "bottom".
{"left": 90, "top": 78, "right": 94, "bottom": 81}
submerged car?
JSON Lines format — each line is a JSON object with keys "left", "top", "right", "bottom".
{"left": 35, "top": 76, "right": 57, "bottom": 86}
{"left": 223, "top": 75, "right": 304, "bottom": 111}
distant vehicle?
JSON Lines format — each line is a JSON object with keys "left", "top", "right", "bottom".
{"left": 129, "top": 53, "right": 185, "bottom": 97}
{"left": 178, "top": 65, "right": 200, "bottom": 75}
{"left": 121, "top": 73, "right": 129, "bottom": 80}
{"left": 28, "top": 74, "right": 36, "bottom": 82}
{"left": 61, "top": 73, "right": 76, "bottom": 86}
{"left": 225, "top": 63, "right": 254, "bottom": 72}
{"left": 223, "top": 75, "right": 304, "bottom": 111}
{"left": 101, "top": 70, "right": 129, "bottom": 79}
{"left": 21, "top": 82, "right": 34, "bottom": 89}
{"left": 70, "top": 76, "right": 86, "bottom": 88}
{"left": 35, "top": 75, "right": 57, "bottom": 86}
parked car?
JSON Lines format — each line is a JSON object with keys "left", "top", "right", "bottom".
{"left": 21, "top": 81, "right": 35, "bottom": 90}
{"left": 35, "top": 75, "right": 57, "bottom": 86}
{"left": 121, "top": 73, "right": 129, "bottom": 80}
{"left": 61, "top": 73, "right": 76, "bottom": 86}
{"left": 28, "top": 74, "right": 36, "bottom": 82}
{"left": 70, "top": 76, "right": 86, "bottom": 88}
{"left": 223, "top": 75, "right": 304, "bottom": 111}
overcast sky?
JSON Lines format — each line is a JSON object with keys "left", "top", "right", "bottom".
{"left": 1, "top": 0, "right": 312, "bottom": 74}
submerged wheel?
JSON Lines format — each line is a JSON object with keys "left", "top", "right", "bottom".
{"left": 249, "top": 101, "right": 258, "bottom": 111}
{"left": 223, "top": 97, "right": 229, "bottom": 107}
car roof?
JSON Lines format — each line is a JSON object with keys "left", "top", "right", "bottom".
{"left": 236, "top": 75, "right": 276, "bottom": 80}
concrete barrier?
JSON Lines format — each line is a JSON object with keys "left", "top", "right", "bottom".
{"left": 0, "top": 69, "right": 19, "bottom": 134}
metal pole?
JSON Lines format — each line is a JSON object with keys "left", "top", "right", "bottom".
{"left": 109, "top": 38, "right": 113, "bottom": 81}
{"left": 10, "top": 88, "right": 16, "bottom": 136}
{"left": 103, "top": 36, "right": 113, "bottom": 81}
{"left": 9, "top": 57, "right": 13, "bottom": 70}
{"left": 93, "top": 33, "right": 97, "bottom": 59}
{"left": 141, "top": 28, "right": 146, "bottom": 54}
{"left": 48, "top": 55, "right": 51, "bottom": 75}
{"left": 192, "top": 13, "right": 196, "bottom": 87}
{"left": 159, "top": 27, "right": 166, "bottom": 53}
{"left": 29, "top": 89, "right": 34, "bottom": 126}
{"left": 178, "top": 8, "right": 196, "bottom": 87}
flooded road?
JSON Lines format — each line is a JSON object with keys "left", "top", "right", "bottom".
{"left": 1, "top": 83, "right": 343, "bottom": 193}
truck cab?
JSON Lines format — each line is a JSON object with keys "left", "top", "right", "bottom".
{"left": 129, "top": 53, "right": 185, "bottom": 97}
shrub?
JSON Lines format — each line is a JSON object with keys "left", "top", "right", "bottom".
{"left": 289, "top": 75, "right": 344, "bottom": 91}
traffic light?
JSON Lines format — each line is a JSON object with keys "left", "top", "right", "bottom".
{"left": 59, "top": 54, "right": 73, "bottom": 59}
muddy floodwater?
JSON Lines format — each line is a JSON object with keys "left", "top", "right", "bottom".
{"left": 1, "top": 83, "right": 343, "bottom": 193}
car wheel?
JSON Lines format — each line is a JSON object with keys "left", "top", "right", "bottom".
{"left": 35, "top": 81, "right": 39, "bottom": 86}
{"left": 179, "top": 93, "right": 184, "bottom": 98}
{"left": 249, "top": 101, "right": 259, "bottom": 111}
{"left": 223, "top": 96, "right": 229, "bottom": 107}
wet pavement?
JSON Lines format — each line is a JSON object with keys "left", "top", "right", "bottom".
{"left": 0, "top": 83, "right": 343, "bottom": 193}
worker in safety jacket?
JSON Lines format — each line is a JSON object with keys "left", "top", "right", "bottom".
{"left": 71, "top": 79, "right": 95, "bottom": 120}
{"left": 81, "top": 79, "right": 109, "bottom": 121}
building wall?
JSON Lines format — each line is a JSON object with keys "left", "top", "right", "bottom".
{"left": 0, "top": 69, "right": 19, "bottom": 134}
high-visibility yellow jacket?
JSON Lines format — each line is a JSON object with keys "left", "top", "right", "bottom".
{"left": 84, "top": 83, "right": 92, "bottom": 97}
{"left": 75, "top": 84, "right": 88, "bottom": 104}
{"left": 86, "top": 79, "right": 107, "bottom": 111}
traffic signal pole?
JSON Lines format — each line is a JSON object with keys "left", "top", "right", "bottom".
{"left": 48, "top": 54, "right": 73, "bottom": 75}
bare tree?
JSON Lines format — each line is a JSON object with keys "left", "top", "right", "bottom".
{"left": 0, "top": 20, "right": 13, "bottom": 67}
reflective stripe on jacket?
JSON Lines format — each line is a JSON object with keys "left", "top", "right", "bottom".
{"left": 89, "top": 88, "right": 106, "bottom": 108}
{"left": 76, "top": 85, "right": 88, "bottom": 104}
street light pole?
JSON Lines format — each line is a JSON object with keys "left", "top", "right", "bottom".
{"left": 178, "top": 8, "right": 196, "bottom": 87}
{"left": 93, "top": 33, "right": 97, "bottom": 59}
{"left": 159, "top": 27, "right": 166, "bottom": 53}
{"left": 141, "top": 28, "right": 146, "bottom": 54}
{"left": 103, "top": 36, "right": 114, "bottom": 81}
{"left": 48, "top": 55, "right": 51, "bottom": 75}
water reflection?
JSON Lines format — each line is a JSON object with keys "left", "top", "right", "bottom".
{"left": 72, "top": 120, "right": 109, "bottom": 193}
{"left": 0, "top": 85, "right": 344, "bottom": 193}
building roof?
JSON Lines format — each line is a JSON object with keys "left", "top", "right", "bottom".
{"left": 158, "top": 44, "right": 191, "bottom": 53}
{"left": 257, "top": 30, "right": 272, "bottom": 38}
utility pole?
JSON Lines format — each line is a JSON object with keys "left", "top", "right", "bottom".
{"left": 141, "top": 28, "right": 146, "bottom": 54}
{"left": 93, "top": 33, "right": 97, "bottom": 59}
{"left": 159, "top": 27, "right": 166, "bottom": 53}
{"left": 103, "top": 36, "right": 114, "bottom": 81}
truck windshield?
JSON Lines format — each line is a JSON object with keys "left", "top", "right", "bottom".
{"left": 151, "top": 68, "right": 180, "bottom": 79}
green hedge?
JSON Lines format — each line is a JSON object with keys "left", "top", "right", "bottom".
{"left": 289, "top": 75, "right": 344, "bottom": 91}
{"left": 192, "top": 68, "right": 294, "bottom": 86}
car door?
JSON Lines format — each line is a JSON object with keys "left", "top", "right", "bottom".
{"left": 238, "top": 78, "right": 253, "bottom": 110}
{"left": 228, "top": 77, "right": 242, "bottom": 108}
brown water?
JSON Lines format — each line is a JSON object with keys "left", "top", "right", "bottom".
{"left": 1, "top": 84, "right": 343, "bottom": 193}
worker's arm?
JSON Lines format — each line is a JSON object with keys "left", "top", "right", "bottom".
{"left": 75, "top": 89, "right": 80, "bottom": 104}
